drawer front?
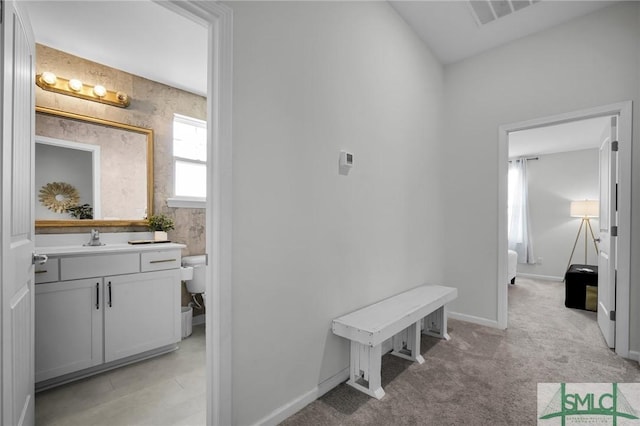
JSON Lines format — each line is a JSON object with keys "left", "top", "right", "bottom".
{"left": 141, "top": 250, "right": 181, "bottom": 272}
{"left": 35, "top": 258, "right": 59, "bottom": 284}
{"left": 61, "top": 253, "right": 140, "bottom": 280}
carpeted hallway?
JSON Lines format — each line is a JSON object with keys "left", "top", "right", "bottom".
{"left": 280, "top": 277, "right": 640, "bottom": 425}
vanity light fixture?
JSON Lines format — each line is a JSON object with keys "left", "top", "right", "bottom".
{"left": 116, "top": 92, "right": 129, "bottom": 104}
{"left": 35, "top": 72, "right": 131, "bottom": 108}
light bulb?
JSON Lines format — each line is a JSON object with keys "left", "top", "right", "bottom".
{"left": 41, "top": 72, "right": 57, "bottom": 86}
{"left": 68, "top": 79, "right": 83, "bottom": 92}
{"left": 116, "top": 92, "right": 129, "bottom": 103}
{"left": 93, "top": 85, "right": 107, "bottom": 97}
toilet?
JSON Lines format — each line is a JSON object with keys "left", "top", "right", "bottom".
{"left": 182, "top": 255, "right": 207, "bottom": 308}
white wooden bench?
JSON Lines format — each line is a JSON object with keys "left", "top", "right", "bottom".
{"left": 332, "top": 285, "right": 458, "bottom": 399}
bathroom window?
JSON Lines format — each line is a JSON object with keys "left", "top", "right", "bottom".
{"left": 167, "top": 114, "right": 207, "bottom": 208}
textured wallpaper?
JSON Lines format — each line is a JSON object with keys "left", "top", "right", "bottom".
{"left": 35, "top": 44, "right": 207, "bottom": 258}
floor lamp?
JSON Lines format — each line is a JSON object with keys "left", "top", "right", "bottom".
{"left": 566, "top": 199, "right": 599, "bottom": 270}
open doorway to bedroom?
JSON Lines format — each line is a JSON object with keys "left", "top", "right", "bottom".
{"left": 498, "top": 102, "right": 632, "bottom": 358}
{"left": 505, "top": 117, "right": 609, "bottom": 352}
{"left": 507, "top": 116, "right": 609, "bottom": 282}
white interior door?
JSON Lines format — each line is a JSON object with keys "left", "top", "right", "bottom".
{"left": 1, "top": 1, "right": 36, "bottom": 424}
{"left": 597, "top": 116, "right": 617, "bottom": 349}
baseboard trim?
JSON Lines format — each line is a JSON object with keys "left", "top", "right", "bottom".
{"left": 255, "top": 367, "right": 350, "bottom": 426}
{"left": 448, "top": 311, "right": 500, "bottom": 329}
{"left": 627, "top": 350, "right": 639, "bottom": 362}
{"left": 516, "top": 273, "right": 564, "bottom": 282}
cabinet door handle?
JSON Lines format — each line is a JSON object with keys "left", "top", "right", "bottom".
{"left": 149, "top": 259, "right": 177, "bottom": 264}
{"left": 108, "top": 281, "right": 112, "bottom": 307}
{"left": 96, "top": 282, "right": 100, "bottom": 310}
{"left": 35, "top": 270, "right": 48, "bottom": 274}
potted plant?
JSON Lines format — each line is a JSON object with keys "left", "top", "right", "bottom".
{"left": 66, "top": 203, "right": 94, "bottom": 219}
{"left": 147, "top": 214, "right": 175, "bottom": 241}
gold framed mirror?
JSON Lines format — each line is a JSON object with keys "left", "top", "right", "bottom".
{"left": 35, "top": 106, "right": 153, "bottom": 228}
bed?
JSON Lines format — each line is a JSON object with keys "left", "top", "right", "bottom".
{"left": 508, "top": 250, "right": 518, "bottom": 284}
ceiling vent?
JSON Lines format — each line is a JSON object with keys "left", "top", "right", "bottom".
{"left": 468, "top": 0, "right": 541, "bottom": 26}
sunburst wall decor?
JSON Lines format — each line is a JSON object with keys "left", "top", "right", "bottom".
{"left": 39, "top": 182, "right": 80, "bottom": 213}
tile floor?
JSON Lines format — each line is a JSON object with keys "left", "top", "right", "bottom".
{"left": 35, "top": 324, "right": 206, "bottom": 426}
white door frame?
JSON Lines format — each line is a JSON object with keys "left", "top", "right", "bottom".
{"left": 497, "top": 101, "right": 632, "bottom": 358}
{"left": 153, "top": 2, "right": 233, "bottom": 424}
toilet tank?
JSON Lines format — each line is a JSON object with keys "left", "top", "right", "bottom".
{"left": 182, "top": 255, "right": 206, "bottom": 294}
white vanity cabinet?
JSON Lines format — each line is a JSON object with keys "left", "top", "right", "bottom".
{"left": 35, "top": 278, "right": 103, "bottom": 382}
{"left": 34, "top": 245, "right": 184, "bottom": 386}
{"left": 104, "top": 269, "right": 181, "bottom": 362}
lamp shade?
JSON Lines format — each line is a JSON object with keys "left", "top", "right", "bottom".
{"left": 570, "top": 200, "right": 599, "bottom": 218}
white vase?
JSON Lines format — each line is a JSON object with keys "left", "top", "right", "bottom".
{"left": 154, "top": 231, "right": 168, "bottom": 241}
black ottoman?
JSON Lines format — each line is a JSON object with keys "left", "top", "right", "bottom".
{"left": 564, "top": 264, "right": 598, "bottom": 310}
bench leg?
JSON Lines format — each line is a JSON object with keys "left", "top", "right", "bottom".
{"left": 390, "top": 320, "right": 425, "bottom": 364}
{"left": 423, "top": 305, "right": 450, "bottom": 340}
{"left": 347, "top": 341, "right": 385, "bottom": 400}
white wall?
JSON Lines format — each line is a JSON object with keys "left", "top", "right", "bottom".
{"left": 516, "top": 149, "right": 599, "bottom": 280}
{"left": 443, "top": 3, "right": 640, "bottom": 332}
{"left": 228, "top": 2, "right": 445, "bottom": 424}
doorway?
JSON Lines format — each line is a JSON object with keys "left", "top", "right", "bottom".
{"left": 508, "top": 116, "right": 608, "bottom": 280}
{"left": 497, "top": 102, "right": 632, "bottom": 358}
{"left": 19, "top": 1, "right": 233, "bottom": 424}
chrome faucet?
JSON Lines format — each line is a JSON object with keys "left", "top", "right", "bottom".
{"left": 84, "top": 229, "right": 105, "bottom": 246}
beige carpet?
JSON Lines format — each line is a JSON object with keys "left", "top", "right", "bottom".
{"left": 280, "top": 277, "right": 640, "bottom": 425}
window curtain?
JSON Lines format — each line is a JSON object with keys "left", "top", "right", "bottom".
{"left": 508, "top": 159, "right": 535, "bottom": 264}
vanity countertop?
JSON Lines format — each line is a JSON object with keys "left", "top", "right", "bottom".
{"left": 36, "top": 242, "right": 186, "bottom": 257}
{"left": 35, "top": 232, "right": 186, "bottom": 257}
